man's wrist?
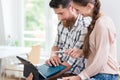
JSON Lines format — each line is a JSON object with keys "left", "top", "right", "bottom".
{"left": 51, "top": 53, "right": 57, "bottom": 57}
{"left": 51, "top": 51, "right": 58, "bottom": 57}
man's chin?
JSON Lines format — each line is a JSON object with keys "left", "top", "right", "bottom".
{"left": 61, "top": 20, "right": 66, "bottom": 23}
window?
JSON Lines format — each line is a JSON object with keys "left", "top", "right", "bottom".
{"left": 24, "top": 0, "right": 45, "bottom": 49}
{"left": 23, "top": 0, "right": 58, "bottom": 57}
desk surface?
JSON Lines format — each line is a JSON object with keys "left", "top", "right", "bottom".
{"left": 0, "top": 46, "right": 31, "bottom": 58}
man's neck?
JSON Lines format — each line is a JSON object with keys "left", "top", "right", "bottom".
{"left": 69, "top": 15, "right": 78, "bottom": 28}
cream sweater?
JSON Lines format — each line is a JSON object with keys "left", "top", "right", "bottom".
{"left": 79, "top": 16, "right": 119, "bottom": 79}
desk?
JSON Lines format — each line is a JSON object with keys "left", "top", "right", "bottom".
{"left": 0, "top": 46, "right": 31, "bottom": 75}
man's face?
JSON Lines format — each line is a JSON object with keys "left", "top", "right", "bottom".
{"left": 53, "top": 5, "right": 76, "bottom": 27}
{"left": 54, "top": 6, "right": 70, "bottom": 22}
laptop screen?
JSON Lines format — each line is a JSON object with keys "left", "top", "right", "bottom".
{"left": 16, "top": 56, "right": 46, "bottom": 80}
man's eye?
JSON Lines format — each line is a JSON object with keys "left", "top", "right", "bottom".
{"left": 60, "top": 13, "right": 63, "bottom": 15}
{"left": 76, "top": 9, "right": 79, "bottom": 12}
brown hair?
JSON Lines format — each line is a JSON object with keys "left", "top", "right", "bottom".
{"left": 49, "top": 0, "right": 71, "bottom": 8}
{"left": 72, "top": 0, "right": 101, "bottom": 58}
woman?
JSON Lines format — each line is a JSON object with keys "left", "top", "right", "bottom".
{"left": 63, "top": 0, "right": 120, "bottom": 80}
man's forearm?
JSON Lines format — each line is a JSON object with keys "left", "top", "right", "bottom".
{"left": 51, "top": 46, "right": 59, "bottom": 56}
{"left": 51, "top": 46, "right": 59, "bottom": 51}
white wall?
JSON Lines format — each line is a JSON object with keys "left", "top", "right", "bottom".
{"left": 1, "top": 0, "right": 24, "bottom": 45}
{"left": 0, "top": 0, "right": 5, "bottom": 45}
{"left": 45, "top": 0, "right": 58, "bottom": 53}
{"left": 101, "top": 0, "right": 120, "bottom": 62}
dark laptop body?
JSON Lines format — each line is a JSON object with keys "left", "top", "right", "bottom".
{"left": 16, "top": 56, "right": 66, "bottom": 80}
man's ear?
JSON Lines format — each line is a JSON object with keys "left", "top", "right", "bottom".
{"left": 69, "top": 5, "right": 76, "bottom": 13}
{"left": 69, "top": 5, "right": 73, "bottom": 11}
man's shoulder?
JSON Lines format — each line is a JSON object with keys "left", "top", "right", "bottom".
{"left": 78, "top": 15, "right": 91, "bottom": 27}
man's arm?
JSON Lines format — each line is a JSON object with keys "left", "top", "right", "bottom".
{"left": 51, "top": 46, "right": 59, "bottom": 51}
{"left": 46, "top": 46, "right": 62, "bottom": 66}
{"left": 51, "top": 46, "right": 59, "bottom": 56}
{"left": 47, "top": 46, "right": 72, "bottom": 79}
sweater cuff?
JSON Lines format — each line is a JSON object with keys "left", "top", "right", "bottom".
{"left": 78, "top": 71, "right": 90, "bottom": 80}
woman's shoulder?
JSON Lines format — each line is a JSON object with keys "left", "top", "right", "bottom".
{"left": 96, "top": 15, "right": 114, "bottom": 28}
{"left": 97, "top": 15, "right": 112, "bottom": 24}
{"left": 95, "top": 15, "right": 116, "bottom": 33}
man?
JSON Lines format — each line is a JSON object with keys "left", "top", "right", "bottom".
{"left": 26, "top": 0, "right": 90, "bottom": 80}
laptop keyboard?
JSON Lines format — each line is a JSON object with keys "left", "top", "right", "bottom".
{"left": 37, "top": 64, "right": 66, "bottom": 78}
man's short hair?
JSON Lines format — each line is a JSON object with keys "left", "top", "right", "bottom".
{"left": 49, "top": 0, "right": 71, "bottom": 8}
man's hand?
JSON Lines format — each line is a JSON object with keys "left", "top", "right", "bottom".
{"left": 26, "top": 73, "right": 33, "bottom": 80}
{"left": 45, "top": 56, "right": 62, "bottom": 66}
{"left": 64, "top": 48, "right": 83, "bottom": 58}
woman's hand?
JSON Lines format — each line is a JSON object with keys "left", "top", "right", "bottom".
{"left": 64, "top": 48, "right": 83, "bottom": 58}
{"left": 62, "top": 76, "right": 81, "bottom": 80}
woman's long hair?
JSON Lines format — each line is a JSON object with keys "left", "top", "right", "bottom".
{"left": 72, "top": 0, "right": 101, "bottom": 58}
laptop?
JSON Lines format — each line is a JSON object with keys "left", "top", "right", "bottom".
{"left": 16, "top": 56, "right": 66, "bottom": 80}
